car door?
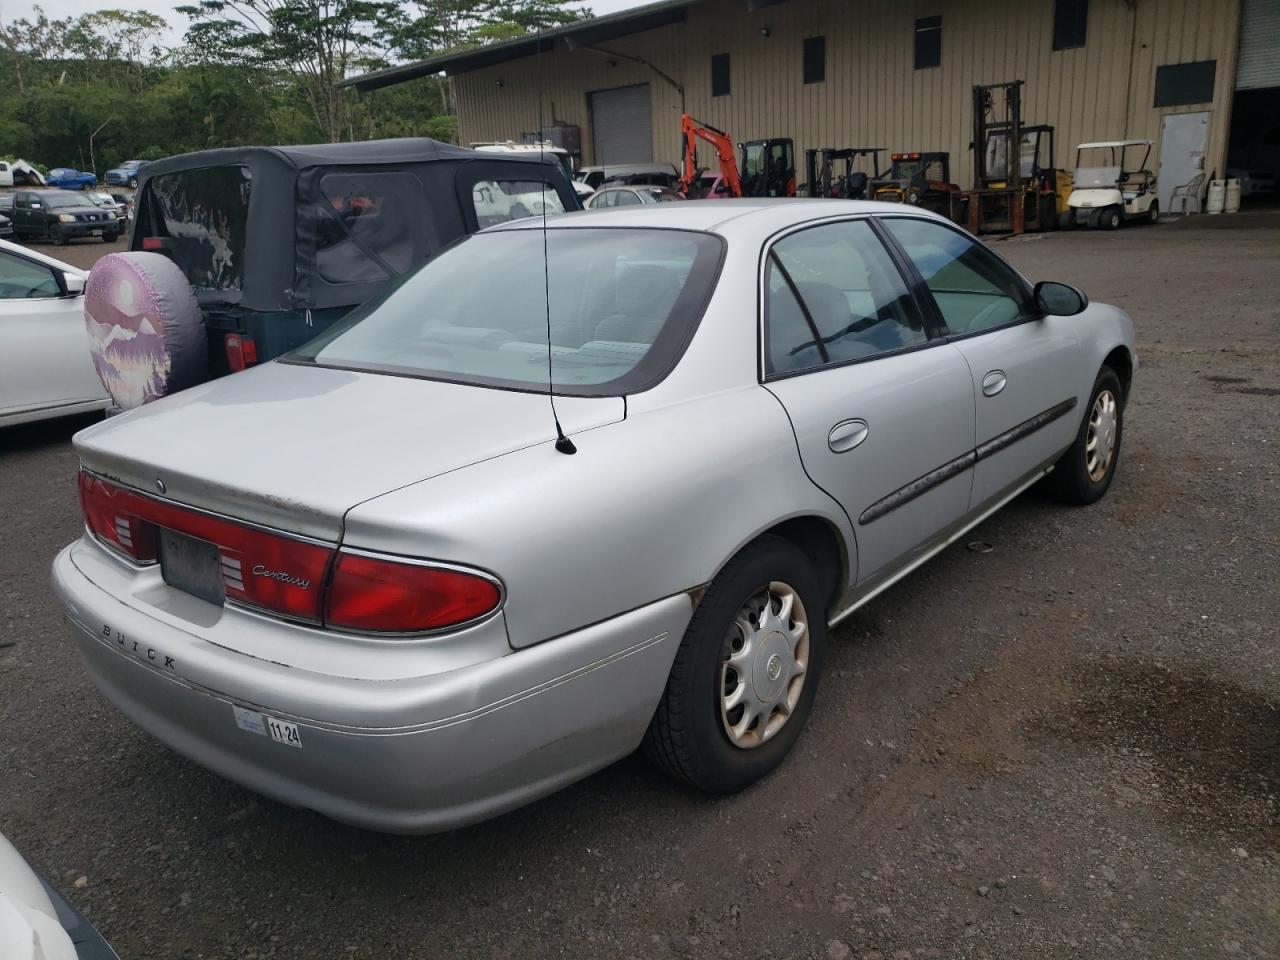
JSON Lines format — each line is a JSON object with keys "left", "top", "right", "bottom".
{"left": 0, "top": 248, "right": 103, "bottom": 419}
{"left": 761, "top": 217, "right": 977, "bottom": 588}
{"left": 11, "top": 192, "right": 32, "bottom": 237}
{"left": 880, "top": 216, "right": 1083, "bottom": 512}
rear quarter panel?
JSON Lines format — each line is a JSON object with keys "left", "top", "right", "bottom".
{"left": 342, "top": 386, "right": 856, "bottom": 649}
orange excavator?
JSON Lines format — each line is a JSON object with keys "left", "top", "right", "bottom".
{"left": 677, "top": 114, "right": 743, "bottom": 198}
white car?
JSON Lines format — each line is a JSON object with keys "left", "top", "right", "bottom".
{"left": 471, "top": 141, "right": 595, "bottom": 200}
{"left": 0, "top": 239, "right": 109, "bottom": 427}
{"left": 0, "top": 833, "right": 119, "bottom": 959}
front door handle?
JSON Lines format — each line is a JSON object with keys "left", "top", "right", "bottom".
{"left": 982, "top": 370, "right": 1008, "bottom": 397}
{"left": 828, "top": 418, "right": 869, "bottom": 453}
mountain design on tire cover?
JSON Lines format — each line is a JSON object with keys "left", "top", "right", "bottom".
{"left": 83, "top": 253, "right": 206, "bottom": 410}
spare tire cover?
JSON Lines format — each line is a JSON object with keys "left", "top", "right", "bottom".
{"left": 83, "top": 252, "right": 207, "bottom": 410}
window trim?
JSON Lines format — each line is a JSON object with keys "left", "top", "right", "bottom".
{"left": 914, "top": 15, "right": 942, "bottom": 70}
{"left": 756, "top": 213, "right": 947, "bottom": 384}
{"left": 711, "top": 52, "right": 731, "bottom": 97}
{"left": 1052, "top": 0, "right": 1088, "bottom": 51}
{"left": 0, "top": 246, "right": 70, "bottom": 301}
{"left": 803, "top": 35, "right": 826, "bottom": 85}
{"left": 874, "top": 214, "right": 1042, "bottom": 342}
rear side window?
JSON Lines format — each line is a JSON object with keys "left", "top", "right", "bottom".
{"left": 472, "top": 180, "right": 566, "bottom": 229}
{"left": 136, "top": 166, "right": 251, "bottom": 291}
{"left": 315, "top": 171, "right": 437, "bottom": 284}
{"left": 765, "top": 220, "right": 924, "bottom": 376}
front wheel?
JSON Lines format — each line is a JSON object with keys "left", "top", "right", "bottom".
{"left": 1046, "top": 366, "right": 1124, "bottom": 504}
{"left": 49, "top": 225, "right": 67, "bottom": 246}
{"left": 1059, "top": 208, "right": 1076, "bottom": 230}
{"left": 1101, "top": 207, "right": 1122, "bottom": 230}
{"left": 128, "top": 177, "right": 138, "bottom": 189}
{"left": 643, "top": 535, "right": 827, "bottom": 794}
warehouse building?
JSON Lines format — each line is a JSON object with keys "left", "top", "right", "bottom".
{"left": 349, "top": 0, "right": 1280, "bottom": 209}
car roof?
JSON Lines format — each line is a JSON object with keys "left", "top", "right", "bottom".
{"left": 1077, "top": 140, "right": 1153, "bottom": 148}
{"left": 495, "top": 198, "right": 950, "bottom": 235}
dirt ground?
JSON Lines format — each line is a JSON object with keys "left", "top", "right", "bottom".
{"left": 1, "top": 213, "right": 1277, "bottom": 959}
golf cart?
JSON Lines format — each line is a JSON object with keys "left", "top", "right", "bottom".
{"left": 1064, "top": 140, "right": 1158, "bottom": 229}
{"left": 804, "top": 147, "right": 885, "bottom": 199}
{"left": 870, "top": 152, "right": 966, "bottom": 221}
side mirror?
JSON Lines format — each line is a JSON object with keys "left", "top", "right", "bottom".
{"left": 1034, "top": 280, "right": 1088, "bottom": 317}
{"left": 63, "top": 273, "right": 86, "bottom": 296}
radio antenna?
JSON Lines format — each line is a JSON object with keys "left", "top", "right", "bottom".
{"left": 537, "top": 23, "right": 576, "bottom": 455}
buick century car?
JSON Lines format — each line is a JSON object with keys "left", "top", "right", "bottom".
{"left": 52, "top": 200, "right": 1133, "bottom": 833}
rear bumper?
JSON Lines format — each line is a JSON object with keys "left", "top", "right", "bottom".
{"left": 52, "top": 544, "right": 690, "bottom": 833}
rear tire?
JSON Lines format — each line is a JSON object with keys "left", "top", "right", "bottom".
{"left": 1147, "top": 201, "right": 1159, "bottom": 224}
{"left": 1046, "top": 366, "right": 1124, "bottom": 505}
{"left": 643, "top": 535, "right": 827, "bottom": 794}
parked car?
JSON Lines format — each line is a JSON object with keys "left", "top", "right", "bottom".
{"left": 89, "top": 138, "right": 580, "bottom": 408}
{"left": 0, "top": 158, "right": 46, "bottom": 187}
{"left": 585, "top": 185, "right": 685, "bottom": 208}
{"left": 104, "top": 159, "right": 146, "bottom": 188}
{"left": 472, "top": 141, "right": 594, "bottom": 200}
{"left": 7, "top": 190, "right": 122, "bottom": 245}
{"left": 0, "top": 212, "right": 12, "bottom": 240}
{"left": 575, "top": 162, "right": 679, "bottom": 190}
{"left": 1226, "top": 167, "right": 1276, "bottom": 197}
{"left": 52, "top": 200, "right": 1134, "bottom": 833}
{"left": 46, "top": 168, "right": 97, "bottom": 190}
{"left": 0, "top": 238, "right": 110, "bottom": 427}
{"left": 0, "top": 832, "right": 119, "bottom": 959}
{"left": 84, "top": 191, "right": 128, "bottom": 224}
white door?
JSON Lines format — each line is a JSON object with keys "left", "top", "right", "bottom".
{"left": 0, "top": 248, "right": 104, "bottom": 420}
{"left": 1158, "top": 112, "right": 1210, "bottom": 209}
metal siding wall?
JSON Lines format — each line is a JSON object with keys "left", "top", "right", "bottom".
{"left": 453, "top": 0, "right": 1242, "bottom": 187}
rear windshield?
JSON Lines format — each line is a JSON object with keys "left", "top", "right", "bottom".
{"left": 136, "top": 166, "right": 251, "bottom": 291}
{"left": 288, "top": 227, "right": 723, "bottom": 396}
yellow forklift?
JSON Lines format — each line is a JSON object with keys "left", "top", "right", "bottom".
{"left": 803, "top": 147, "right": 885, "bottom": 199}
{"left": 966, "top": 81, "right": 1070, "bottom": 234}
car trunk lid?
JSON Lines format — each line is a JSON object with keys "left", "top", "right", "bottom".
{"left": 74, "top": 361, "right": 624, "bottom": 542}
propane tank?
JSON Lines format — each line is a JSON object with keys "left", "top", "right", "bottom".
{"left": 1206, "top": 179, "right": 1226, "bottom": 214}
{"left": 1224, "top": 178, "right": 1241, "bottom": 213}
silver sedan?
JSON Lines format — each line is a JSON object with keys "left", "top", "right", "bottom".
{"left": 52, "top": 200, "right": 1134, "bottom": 832}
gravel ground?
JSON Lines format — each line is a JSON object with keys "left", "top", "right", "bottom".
{"left": 2, "top": 215, "right": 1278, "bottom": 959}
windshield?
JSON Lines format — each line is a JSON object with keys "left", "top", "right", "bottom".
{"left": 41, "top": 193, "right": 88, "bottom": 209}
{"left": 289, "top": 227, "right": 723, "bottom": 396}
{"left": 890, "top": 159, "right": 924, "bottom": 179}
{"left": 1074, "top": 165, "right": 1120, "bottom": 188}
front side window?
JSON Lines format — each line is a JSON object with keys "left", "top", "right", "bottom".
{"left": 765, "top": 220, "right": 924, "bottom": 376}
{"left": 471, "top": 179, "right": 566, "bottom": 229}
{"left": 0, "top": 250, "right": 61, "bottom": 299}
{"left": 290, "top": 228, "right": 723, "bottom": 396}
{"left": 315, "top": 171, "right": 437, "bottom": 284}
{"left": 882, "top": 217, "right": 1032, "bottom": 335}
{"left": 614, "top": 190, "right": 642, "bottom": 206}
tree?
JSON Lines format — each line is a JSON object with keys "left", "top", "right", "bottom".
{"left": 177, "top": 0, "right": 401, "bottom": 142}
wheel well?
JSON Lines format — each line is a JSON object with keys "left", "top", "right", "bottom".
{"left": 756, "top": 517, "right": 848, "bottom": 614}
{"left": 1104, "top": 346, "right": 1134, "bottom": 401}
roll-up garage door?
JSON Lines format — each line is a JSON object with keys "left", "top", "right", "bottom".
{"left": 589, "top": 84, "right": 653, "bottom": 164}
{"left": 1237, "top": 0, "right": 1280, "bottom": 90}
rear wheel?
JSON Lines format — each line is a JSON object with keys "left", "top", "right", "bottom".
{"left": 644, "top": 535, "right": 826, "bottom": 793}
{"left": 1147, "top": 201, "right": 1159, "bottom": 224}
{"left": 1046, "top": 366, "right": 1124, "bottom": 505}
{"left": 1101, "top": 207, "right": 1122, "bottom": 230}
{"left": 128, "top": 177, "right": 138, "bottom": 189}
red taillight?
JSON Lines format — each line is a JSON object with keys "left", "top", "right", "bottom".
{"left": 325, "top": 552, "right": 501, "bottom": 634}
{"left": 78, "top": 471, "right": 503, "bottom": 633}
{"left": 225, "top": 334, "right": 257, "bottom": 372}
{"left": 141, "top": 237, "right": 169, "bottom": 251}
{"left": 78, "top": 471, "right": 332, "bottom": 621}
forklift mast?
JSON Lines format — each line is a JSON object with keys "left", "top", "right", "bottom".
{"left": 973, "top": 80, "right": 1025, "bottom": 189}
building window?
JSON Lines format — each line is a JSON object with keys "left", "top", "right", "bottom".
{"left": 711, "top": 53, "right": 730, "bottom": 97}
{"left": 803, "top": 36, "right": 826, "bottom": 84}
{"left": 914, "top": 16, "right": 941, "bottom": 70}
{"left": 1053, "top": 0, "right": 1088, "bottom": 50}
{"left": 1154, "top": 60, "right": 1217, "bottom": 107}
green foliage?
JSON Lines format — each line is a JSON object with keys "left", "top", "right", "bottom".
{"left": 0, "top": 0, "right": 589, "bottom": 171}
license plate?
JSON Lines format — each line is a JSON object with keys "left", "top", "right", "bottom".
{"left": 91, "top": 229, "right": 102, "bottom": 236}
{"left": 158, "top": 528, "right": 225, "bottom": 606}
{"left": 267, "top": 716, "right": 302, "bottom": 748}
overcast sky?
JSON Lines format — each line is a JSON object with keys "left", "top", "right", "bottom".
{"left": 9, "top": 0, "right": 646, "bottom": 50}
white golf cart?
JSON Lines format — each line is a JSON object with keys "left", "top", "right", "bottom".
{"left": 1064, "top": 140, "right": 1158, "bottom": 229}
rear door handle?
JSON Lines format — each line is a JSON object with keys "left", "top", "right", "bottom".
{"left": 982, "top": 370, "right": 1007, "bottom": 397}
{"left": 828, "top": 418, "right": 869, "bottom": 453}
